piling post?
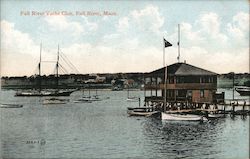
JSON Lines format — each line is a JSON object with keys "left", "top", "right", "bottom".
{"left": 205, "top": 111, "right": 209, "bottom": 118}
{"left": 243, "top": 101, "right": 245, "bottom": 111}
{"left": 242, "top": 101, "right": 246, "bottom": 116}
{"left": 232, "top": 72, "right": 235, "bottom": 100}
{"left": 139, "top": 98, "right": 141, "bottom": 107}
{"left": 232, "top": 104, "right": 235, "bottom": 115}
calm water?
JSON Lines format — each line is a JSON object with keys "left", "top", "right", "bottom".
{"left": 0, "top": 89, "right": 249, "bottom": 159}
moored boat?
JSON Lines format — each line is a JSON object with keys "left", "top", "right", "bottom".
{"left": 207, "top": 110, "right": 225, "bottom": 119}
{"left": 235, "top": 86, "right": 250, "bottom": 96}
{"left": 43, "top": 98, "right": 69, "bottom": 105}
{"left": 74, "top": 95, "right": 105, "bottom": 103}
{"left": 208, "top": 113, "right": 224, "bottom": 119}
{"left": 127, "top": 107, "right": 159, "bottom": 116}
{"left": 126, "top": 97, "right": 138, "bottom": 102}
{"left": 126, "top": 85, "right": 138, "bottom": 102}
{"left": 128, "top": 110, "right": 159, "bottom": 116}
{"left": 16, "top": 90, "right": 75, "bottom": 97}
{"left": 15, "top": 44, "right": 76, "bottom": 97}
{"left": 0, "top": 103, "right": 23, "bottom": 108}
{"left": 73, "top": 98, "right": 92, "bottom": 103}
{"left": 161, "top": 112, "right": 207, "bottom": 121}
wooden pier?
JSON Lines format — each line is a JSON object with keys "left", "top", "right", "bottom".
{"left": 142, "top": 99, "right": 250, "bottom": 116}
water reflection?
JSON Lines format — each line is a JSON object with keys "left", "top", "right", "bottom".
{"left": 142, "top": 118, "right": 228, "bottom": 158}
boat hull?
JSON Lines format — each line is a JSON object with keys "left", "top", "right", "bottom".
{"left": 208, "top": 114, "right": 224, "bottom": 119}
{"left": 43, "top": 101, "right": 67, "bottom": 105}
{"left": 235, "top": 87, "right": 250, "bottom": 96}
{"left": 42, "top": 98, "right": 69, "bottom": 105}
{"left": 15, "top": 90, "right": 75, "bottom": 97}
{"left": 0, "top": 104, "right": 23, "bottom": 108}
{"left": 235, "top": 90, "right": 250, "bottom": 96}
{"left": 161, "top": 112, "right": 207, "bottom": 121}
{"left": 126, "top": 97, "right": 138, "bottom": 102}
{"left": 128, "top": 110, "right": 159, "bottom": 116}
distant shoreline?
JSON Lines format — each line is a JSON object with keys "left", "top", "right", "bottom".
{"left": 1, "top": 72, "right": 249, "bottom": 90}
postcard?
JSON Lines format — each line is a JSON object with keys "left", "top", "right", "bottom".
{"left": 1, "top": 0, "right": 249, "bottom": 159}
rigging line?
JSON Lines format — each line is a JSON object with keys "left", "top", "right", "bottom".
{"left": 60, "top": 57, "right": 79, "bottom": 74}
{"left": 58, "top": 53, "right": 72, "bottom": 68}
{"left": 58, "top": 63, "right": 68, "bottom": 74}
{"left": 59, "top": 58, "right": 75, "bottom": 74}
{"left": 60, "top": 52, "right": 80, "bottom": 73}
{"left": 59, "top": 64, "right": 68, "bottom": 74}
{"left": 59, "top": 55, "right": 75, "bottom": 71}
{"left": 60, "top": 67, "right": 68, "bottom": 74}
{"left": 60, "top": 53, "right": 78, "bottom": 72}
{"left": 58, "top": 51, "right": 78, "bottom": 73}
{"left": 59, "top": 67, "right": 67, "bottom": 74}
{"left": 59, "top": 50, "right": 79, "bottom": 73}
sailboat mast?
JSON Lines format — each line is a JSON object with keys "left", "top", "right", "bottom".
{"left": 177, "top": 24, "right": 180, "bottom": 63}
{"left": 39, "top": 43, "right": 42, "bottom": 76}
{"left": 38, "top": 43, "right": 42, "bottom": 92}
{"left": 127, "top": 84, "right": 129, "bottom": 98}
{"left": 56, "top": 44, "right": 59, "bottom": 90}
{"left": 88, "top": 85, "right": 91, "bottom": 98}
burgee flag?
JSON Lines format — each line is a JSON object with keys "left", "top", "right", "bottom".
{"left": 164, "top": 39, "right": 172, "bottom": 47}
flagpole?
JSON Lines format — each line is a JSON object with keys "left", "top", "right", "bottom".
{"left": 163, "top": 37, "right": 165, "bottom": 67}
{"left": 164, "top": 63, "right": 167, "bottom": 112}
{"left": 162, "top": 38, "right": 172, "bottom": 113}
{"left": 178, "top": 24, "right": 180, "bottom": 63}
{"left": 163, "top": 37, "right": 167, "bottom": 112}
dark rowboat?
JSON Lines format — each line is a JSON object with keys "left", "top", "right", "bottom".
{"left": 235, "top": 86, "right": 250, "bottom": 96}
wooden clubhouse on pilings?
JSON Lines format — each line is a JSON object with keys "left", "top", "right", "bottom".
{"left": 144, "top": 62, "right": 221, "bottom": 110}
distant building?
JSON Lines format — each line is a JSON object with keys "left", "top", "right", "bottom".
{"left": 96, "top": 75, "right": 106, "bottom": 83}
{"left": 144, "top": 62, "right": 218, "bottom": 104}
{"left": 84, "top": 74, "right": 106, "bottom": 83}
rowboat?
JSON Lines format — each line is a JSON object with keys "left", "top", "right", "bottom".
{"left": 208, "top": 113, "right": 224, "bottom": 119}
{"left": 43, "top": 98, "right": 69, "bottom": 105}
{"left": 73, "top": 99, "right": 92, "bottom": 103}
{"left": 235, "top": 86, "right": 250, "bottom": 96}
{"left": 0, "top": 103, "right": 23, "bottom": 108}
{"left": 126, "top": 97, "right": 138, "bottom": 102}
{"left": 128, "top": 110, "right": 159, "bottom": 116}
{"left": 127, "top": 107, "right": 159, "bottom": 116}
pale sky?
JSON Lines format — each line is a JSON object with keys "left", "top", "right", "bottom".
{"left": 1, "top": 0, "right": 249, "bottom": 76}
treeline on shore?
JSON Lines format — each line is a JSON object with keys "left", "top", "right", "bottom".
{"left": 1, "top": 72, "right": 249, "bottom": 89}
{"left": 1, "top": 73, "right": 144, "bottom": 89}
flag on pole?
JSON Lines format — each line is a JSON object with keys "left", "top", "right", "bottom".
{"left": 164, "top": 39, "right": 172, "bottom": 47}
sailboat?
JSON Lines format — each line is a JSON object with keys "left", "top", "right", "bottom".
{"left": 126, "top": 84, "right": 138, "bottom": 102}
{"left": 161, "top": 112, "right": 207, "bottom": 121}
{"left": 74, "top": 86, "right": 102, "bottom": 103}
{"left": 74, "top": 87, "right": 93, "bottom": 103}
{"left": 15, "top": 44, "right": 75, "bottom": 97}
